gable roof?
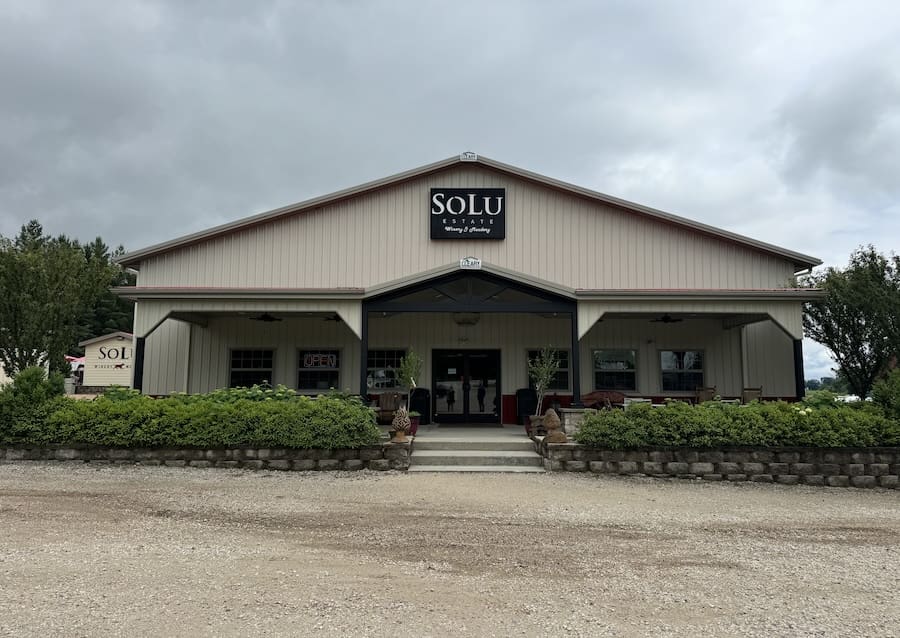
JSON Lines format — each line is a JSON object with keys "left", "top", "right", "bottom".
{"left": 78, "top": 331, "right": 134, "bottom": 347}
{"left": 118, "top": 153, "right": 821, "bottom": 272}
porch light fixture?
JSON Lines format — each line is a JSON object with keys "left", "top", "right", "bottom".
{"left": 452, "top": 312, "right": 480, "bottom": 326}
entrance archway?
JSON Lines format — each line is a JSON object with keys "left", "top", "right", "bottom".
{"left": 360, "top": 269, "right": 581, "bottom": 422}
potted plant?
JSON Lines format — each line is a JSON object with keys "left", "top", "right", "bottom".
{"left": 396, "top": 349, "right": 423, "bottom": 409}
{"left": 408, "top": 410, "right": 421, "bottom": 436}
{"left": 527, "top": 347, "right": 560, "bottom": 436}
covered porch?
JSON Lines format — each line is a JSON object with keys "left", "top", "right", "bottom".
{"left": 577, "top": 300, "right": 807, "bottom": 404}
{"left": 121, "top": 286, "right": 813, "bottom": 428}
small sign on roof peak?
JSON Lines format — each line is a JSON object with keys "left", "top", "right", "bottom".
{"left": 459, "top": 256, "right": 482, "bottom": 270}
{"left": 459, "top": 151, "right": 478, "bottom": 161}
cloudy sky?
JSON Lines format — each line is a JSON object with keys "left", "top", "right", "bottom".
{"left": 2, "top": 1, "right": 899, "bottom": 379}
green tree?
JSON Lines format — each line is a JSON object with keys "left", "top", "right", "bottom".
{"left": 396, "top": 349, "right": 423, "bottom": 409}
{"left": 818, "top": 375, "right": 851, "bottom": 395}
{"left": 803, "top": 246, "right": 900, "bottom": 398}
{"left": 0, "top": 221, "right": 119, "bottom": 375}
{"left": 75, "top": 241, "right": 135, "bottom": 352}
{"left": 527, "top": 346, "right": 560, "bottom": 416}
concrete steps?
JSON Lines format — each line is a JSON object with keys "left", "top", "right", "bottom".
{"left": 408, "top": 464, "right": 544, "bottom": 473}
{"left": 409, "top": 428, "right": 544, "bottom": 473}
{"left": 413, "top": 439, "right": 535, "bottom": 452}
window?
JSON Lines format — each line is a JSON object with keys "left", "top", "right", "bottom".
{"left": 593, "top": 349, "right": 637, "bottom": 391}
{"left": 660, "top": 350, "right": 704, "bottom": 392}
{"left": 526, "top": 349, "right": 570, "bottom": 391}
{"left": 366, "top": 349, "right": 406, "bottom": 389}
{"left": 230, "top": 349, "right": 274, "bottom": 387}
{"left": 298, "top": 349, "right": 340, "bottom": 390}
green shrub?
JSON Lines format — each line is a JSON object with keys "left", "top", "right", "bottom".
{"left": 102, "top": 385, "right": 143, "bottom": 401}
{"left": 574, "top": 400, "right": 898, "bottom": 449}
{"left": 3, "top": 366, "right": 64, "bottom": 402}
{"left": 873, "top": 369, "right": 900, "bottom": 422}
{"left": 168, "top": 384, "right": 301, "bottom": 404}
{"left": 0, "top": 367, "right": 68, "bottom": 444}
{"left": 801, "top": 390, "right": 842, "bottom": 410}
{"left": 37, "top": 387, "right": 382, "bottom": 449}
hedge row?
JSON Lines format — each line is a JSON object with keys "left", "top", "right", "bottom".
{"left": 0, "top": 374, "right": 382, "bottom": 449}
{"left": 4, "top": 367, "right": 900, "bottom": 451}
{"left": 574, "top": 400, "right": 900, "bottom": 449}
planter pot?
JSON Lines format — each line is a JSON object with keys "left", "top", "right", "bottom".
{"left": 527, "top": 415, "right": 546, "bottom": 437}
{"left": 409, "top": 416, "right": 420, "bottom": 436}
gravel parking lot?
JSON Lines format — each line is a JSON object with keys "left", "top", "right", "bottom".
{"left": 1, "top": 464, "right": 898, "bottom": 637}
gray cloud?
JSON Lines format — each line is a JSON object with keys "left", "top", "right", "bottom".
{"left": 1, "top": 1, "right": 899, "bottom": 379}
{"left": 776, "top": 64, "right": 900, "bottom": 207}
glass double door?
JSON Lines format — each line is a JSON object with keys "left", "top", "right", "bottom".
{"left": 432, "top": 349, "right": 501, "bottom": 423}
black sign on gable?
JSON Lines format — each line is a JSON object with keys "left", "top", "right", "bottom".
{"left": 430, "top": 188, "right": 506, "bottom": 240}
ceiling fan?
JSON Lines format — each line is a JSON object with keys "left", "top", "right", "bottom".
{"left": 249, "top": 313, "right": 282, "bottom": 323}
{"left": 650, "top": 314, "right": 683, "bottom": 324}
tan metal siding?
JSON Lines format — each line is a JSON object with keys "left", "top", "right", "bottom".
{"left": 137, "top": 166, "right": 796, "bottom": 290}
{"left": 143, "top": 320, "right": 191, "bottom": 395}
{"left": 180, "top": 313, "right": 572, "bottom": 395}
{"left": 186, "top": 317, "right": 361, "bottom": 393}
{"left": 173, "top": 312, "right": 755, "bottom": 400}
{"left": 742, "top": 321, "right": 797, "bottom": 398}
{"left": 579, "top": 317, "right": 744, "bottom": 397}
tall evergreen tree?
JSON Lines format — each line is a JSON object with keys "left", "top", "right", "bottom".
{"left": 75, "top": 241, "right": 135, "bottom": 352}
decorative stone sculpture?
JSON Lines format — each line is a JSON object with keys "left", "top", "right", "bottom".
{"left": 542, "top": 408, "right": 568, "bottom": 443}
{"left": 391, "top": 406, "right": 411, "bottom": 443}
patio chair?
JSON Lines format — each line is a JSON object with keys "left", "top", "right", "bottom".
{"left": 741, "top": 387, "right": 763, "bottom": 404}
{"left": 376, "top": 392, "right": 402, "bottom": 423}
{"left": 581, "top": 390, "right": 626, "bottom": 410}
{"left": 694, "top": 386, "right": 717, "bottom": 403}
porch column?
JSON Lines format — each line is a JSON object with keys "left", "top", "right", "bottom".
{"left": 793, "top": 339, "right": 805, "bottom": 399}
{"left": 133, "top": 337, "right": 146, "bottom": 393}
{"left": 359, "top": 308, "right": 369, "bottom": 396}
{"left": 570, "top": 311, "right": 582, "bottom": 407}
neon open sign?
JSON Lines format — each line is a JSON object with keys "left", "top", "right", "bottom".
{"left": 303, "top": 353, "right": 337, "bottom": 368}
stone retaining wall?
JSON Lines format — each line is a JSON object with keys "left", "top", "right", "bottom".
{"left": 536, "top": 440, "right": 900, "bottom": 488}
{"left": 0, "top": 442, "right": 411, "bottom": 471}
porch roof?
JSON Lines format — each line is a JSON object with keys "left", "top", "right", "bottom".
{"left": 114, "top": 284, "right": 822, "bottom": 304}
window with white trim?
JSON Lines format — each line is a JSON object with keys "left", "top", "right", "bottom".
{"left": 229, "top": 349, "right": 274, "bottom": 387}
{"left": 593, "top": 349, "right": 637, "bottom": 391}
{"left": 366, "top": 349, "right": 406, "bottom": 390}
{"left": 298, "top": 349, "right": 340, "bottom": 391}
{"left": 660, "top": 350, "right": 704, "bottom": 392}
{"left": 526, "top": 349, "right": 570, "bottom": 391}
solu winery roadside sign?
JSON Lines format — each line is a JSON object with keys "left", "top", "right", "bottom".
{"left": 430, "top": 188, "right": 506, "bottom": 239}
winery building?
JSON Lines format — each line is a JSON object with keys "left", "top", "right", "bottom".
{"left": 116, "top": 153, "right": 821, "bottom": 424}
{"left": 78, "top": 331, "right": 134, "bottom": 389}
